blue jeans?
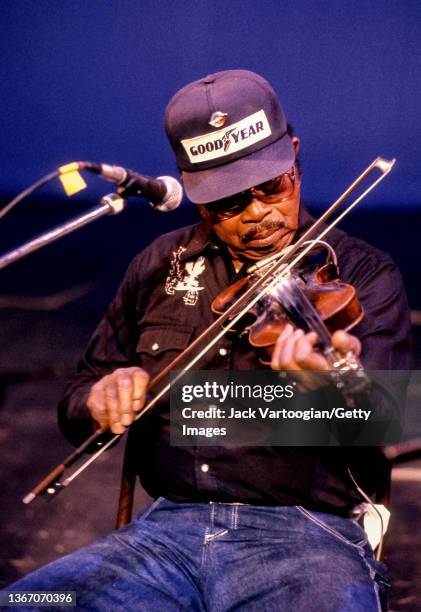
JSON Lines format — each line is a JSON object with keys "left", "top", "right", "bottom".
{"left": 5, "top": 498, "right": 389, "bottom": 611}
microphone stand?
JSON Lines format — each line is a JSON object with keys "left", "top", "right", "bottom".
{"left": 0, "top": 193, "right": 126, "bottom": 270}
{"left": 0, "top": 192, "right": 127, "bottom": 502}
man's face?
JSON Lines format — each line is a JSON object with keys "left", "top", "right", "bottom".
{"left": 200, "top": 138, "right": 301, "bottom": 264}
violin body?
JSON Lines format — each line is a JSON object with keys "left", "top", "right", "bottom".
{"left": 211, "top": 247, "right": 364, "bottom": 365}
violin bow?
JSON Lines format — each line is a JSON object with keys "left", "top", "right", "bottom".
{"left": 23, "top": 157, "right": 395, "bottom": 504}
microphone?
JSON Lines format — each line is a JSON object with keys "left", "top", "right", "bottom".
{"left": 80, "top": 162, "right": 183, "bottom": 212}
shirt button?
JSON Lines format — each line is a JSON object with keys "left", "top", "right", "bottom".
{"left": 201, "top": 463, "right": 210, "bottom": 473}
{"left": 151, "top": 342, "right": 159, "bottom": 351}
{"left": 219, "top": 347, "right": 228, "bottom": 356}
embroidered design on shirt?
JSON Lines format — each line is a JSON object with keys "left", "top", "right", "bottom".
{"left": 176, "top": 257, "right": 205, "bottom": 305}
{"left": 165, "top": 249, "right": 205, "bottom": 306}
{"left": 165, "top": 246, "right": 186, "bottom": 295}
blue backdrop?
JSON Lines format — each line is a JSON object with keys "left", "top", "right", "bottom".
{"left": 2, "top": 0, "right": 420, "bottom": 205}
{"left": 1, "top": 1, "right": 420, "bottom": 307}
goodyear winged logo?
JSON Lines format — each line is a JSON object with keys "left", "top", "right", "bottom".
{"left": 181, "top": 110, "right": 271, "bottom": 164}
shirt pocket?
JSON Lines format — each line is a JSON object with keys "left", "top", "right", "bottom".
{"left": 136, "top": 324, "right": 195, "bottom": 378}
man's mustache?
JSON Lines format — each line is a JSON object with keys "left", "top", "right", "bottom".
{"left": 241, "top": 219, "right": 284, "bottom": 244}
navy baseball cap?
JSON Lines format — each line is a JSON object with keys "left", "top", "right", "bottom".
{"left": 164, "top": 69, "right": 295, "bottom": 204}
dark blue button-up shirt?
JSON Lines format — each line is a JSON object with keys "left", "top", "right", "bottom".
{"left": 58, "top": 208, "right": 412, "bottom": 515}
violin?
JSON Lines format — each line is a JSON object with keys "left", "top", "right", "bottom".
{"left": 211, "top": 243, "right": 363, "bottom": 364}
{"left": 211, "top": 241, "right": 371, "bottom": 405}
{"left": 22, "top": 157, "right": 395, "bottom": 504}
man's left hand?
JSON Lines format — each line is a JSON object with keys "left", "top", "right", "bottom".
{"left": 270, "top": 323, "right": 361, "bottom": 388}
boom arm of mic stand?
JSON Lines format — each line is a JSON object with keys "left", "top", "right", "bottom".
{"left": 0, "top": 193, "right": 126, "bottom": 270}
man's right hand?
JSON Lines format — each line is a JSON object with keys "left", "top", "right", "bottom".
{"left": 86, "top": 367, "right": 150, "bottom": 434}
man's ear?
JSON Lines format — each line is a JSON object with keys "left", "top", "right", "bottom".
{"left": 292, "top": 136, "right": 300, "bottom": 157}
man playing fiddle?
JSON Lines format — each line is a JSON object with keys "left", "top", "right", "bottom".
{"left": 7, "top": 70, "right": 411, "bottom": 611}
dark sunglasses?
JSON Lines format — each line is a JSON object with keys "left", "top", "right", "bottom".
{"left": 203, "top": 166, "right": 296, "bottom": 222}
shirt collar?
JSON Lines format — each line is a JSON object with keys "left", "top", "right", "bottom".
{"left": 177, "top": 221, "right": 213, "bottom": 261}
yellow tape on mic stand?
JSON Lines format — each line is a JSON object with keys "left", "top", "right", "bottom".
{"left": 58, "top": 163, "right": 87, "bottom": 196}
